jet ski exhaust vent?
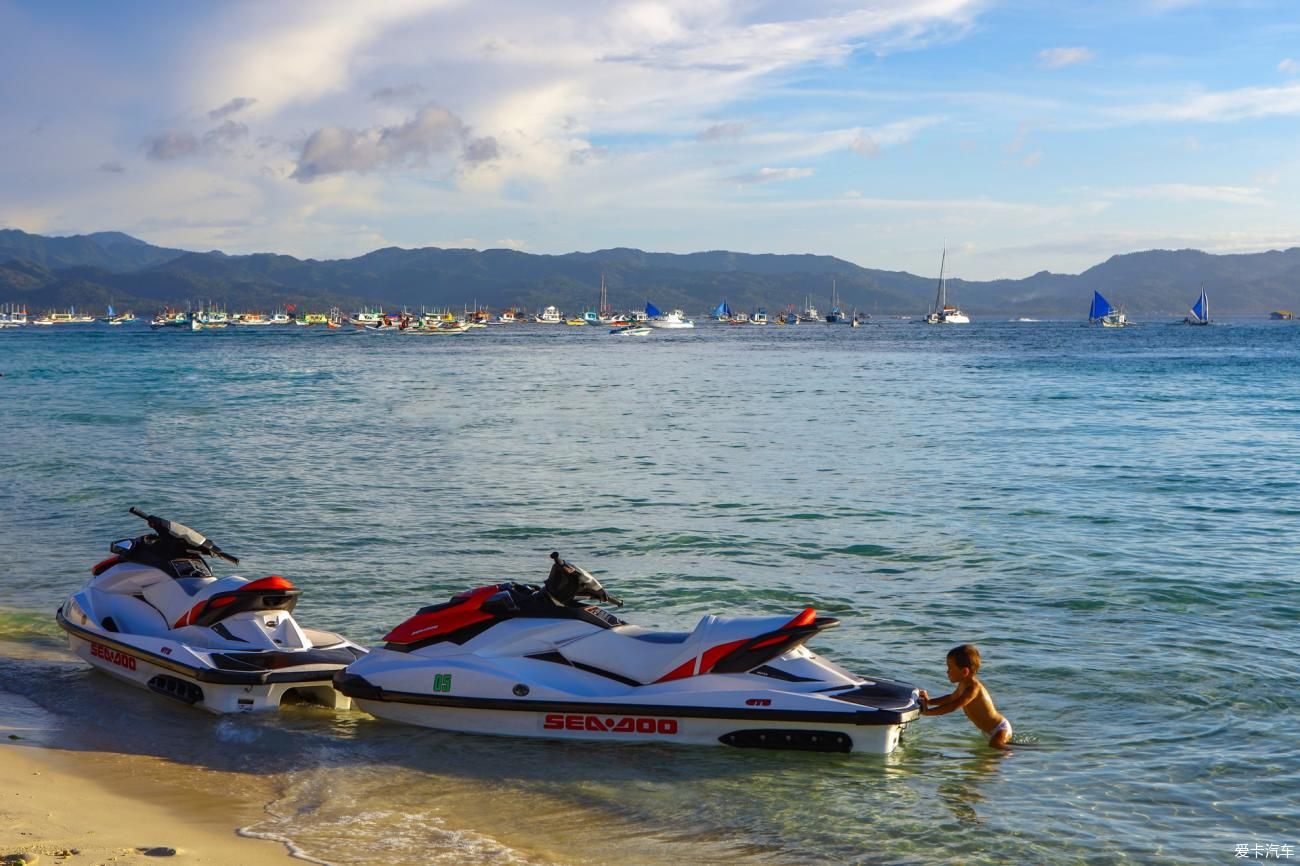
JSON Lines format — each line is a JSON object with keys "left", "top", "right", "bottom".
{"left": 719, "top": 729, "right": 852, "bottom": 753}
{"left": 147, "top": 675, "right": 204, "bottom": 705}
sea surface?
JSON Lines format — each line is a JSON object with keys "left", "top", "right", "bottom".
{"left": 1, "top": 318, "right": 1297, "bottom": 865}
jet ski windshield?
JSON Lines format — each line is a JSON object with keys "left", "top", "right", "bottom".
{"left": 545, "top": 552, "right": 623, "bottom": 607}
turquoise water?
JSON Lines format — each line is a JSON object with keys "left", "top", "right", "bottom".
{"left": 1, "top": 320, "right": 1297, "bottom": 864}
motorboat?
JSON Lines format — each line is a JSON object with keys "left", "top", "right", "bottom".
{"left": 610, "top": 325, "right": 652, "bottom": 336}
{"left": 535, "top": 305, "right": 563, "bottom": 324}
{"left": 335, "top": 552, "right": 920, "bottom": 754}
{"left": 57, "top": 508, "right": 364, "bottom": 713}
{"left": 645, "top": 302, "right": 695, "bottom": 329}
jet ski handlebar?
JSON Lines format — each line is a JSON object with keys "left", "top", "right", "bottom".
{"left": 129, "top": 507, "right": 240, "bottom": 564}
{"left": 547, "top": 551, "right": 623, "bottom": 608}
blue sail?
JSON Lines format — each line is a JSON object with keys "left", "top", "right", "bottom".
{"left": 1089, "top": 291, "right": 1113, "bottom": 320}
{"left": 1191, "top": 290, "right": 1208, "bottom": 322}
{"left": 107, "top": 304, "right": 114, "bottom": 317}
{"left": 712, "top": 299, "right": 730, "bottom": 317}
{"left": 645, "top": 301, "right": 662, "bottom": 318}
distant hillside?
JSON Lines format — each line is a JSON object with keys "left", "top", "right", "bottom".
{"left": 1, "top": 227, "right": 1297, "bottom": 318}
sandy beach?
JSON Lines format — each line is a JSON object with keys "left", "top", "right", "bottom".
{"left": 1, "top": 702, "right": 298, "bottom": 866}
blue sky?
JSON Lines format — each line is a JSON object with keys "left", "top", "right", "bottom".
{"left": 1, "top": 0, "right": 1298, "bottom": 279}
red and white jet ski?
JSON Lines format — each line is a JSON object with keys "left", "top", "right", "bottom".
{"left": 57, "top": 508, "right": 364, "bottom": 713}
{"left": 336, "top": 552, "right": 920, "bottom": 754}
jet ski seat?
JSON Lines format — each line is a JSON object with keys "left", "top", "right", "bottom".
{"left": 563, "top": 612, "right": 808, "bottom": 685}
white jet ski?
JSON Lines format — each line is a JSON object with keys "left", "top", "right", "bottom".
{"left": 57, "top": 508, "right": 364, "bottom": 713}
{"left": 336, "top": 552, "right": 920, "bottom": 754}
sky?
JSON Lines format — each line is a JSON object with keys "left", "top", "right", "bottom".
{"left": 2, "top": 0, "right": 1299, "bottom": 280}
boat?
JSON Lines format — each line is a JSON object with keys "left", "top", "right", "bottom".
{"left": 565, "top": 317, "right": 587, "bottom": 326}
{"left": 923, "top": 248, "right": 970, "bottom": 324}
{"left": 802, "top": 297, "right": 819, "bottom": 322}
{"left": 594, "top": 275, "right": 617, "bottom": 324}
{"left": 57, "top": 508, "right": 364, "bottom": 714}
{"left": 149, "top": 309, "right": 188, "bottom": 329}
{"left": 825, "top": 281, "right": 847, "bottom": 323}
{"left": 1185, "top": 286, "right": 1210, "bottom": 326}
{"left": 0, "top": 304, "right": 28, "bottom": 327}
{"left": 349, "top": 308, "right": 386, "bottom": 327}
{"left": 298, "top": 312, "right": 329, "bottom": 326}
{"left": 645, "top": 302, "right": 695, "bottom": 329}
{"left": 712, "top": 299, "right": 732, "bottom": 321}
{"left": 49, "top": 308, "right": 97, "bottom": 324}
{"left": 751, "top": 309, "right": 769, "bottom": 325}
{"left": 728, "top": 312, "right": 749, "bottom": 325}
{"left": 1088, "top": 291, "right": 1129, "bottom": 327}
{"left": 496, "top": 309, "right": 519, "bottom": 324}
{"left": 1270, "top": 310, "right": 1293, "bottom": 320}
{"left": 610, "top": 325, "right": 652, "bottom": 336}
{"left": 334, "top": 552, "right": 921, "bottom": 754}
{"left": 535, "top": 305, "right": 563, "bottom": 324}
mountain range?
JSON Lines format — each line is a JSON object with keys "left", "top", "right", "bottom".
{"left": 2, "top": 228, "right": 1298, "bottom": 318}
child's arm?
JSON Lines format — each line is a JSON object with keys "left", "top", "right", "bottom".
{"left": 921, "top": 680, "right": 974, "bottom": 716}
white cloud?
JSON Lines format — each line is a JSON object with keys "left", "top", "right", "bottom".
{"left": 1117, "top": 83, "right": 1300, "bottom": 123}
{"left": 1098, "top": 183, "right": 1265, "bottom": 205}
{"left": 726, "top": 166, "right": 814, "bottom": 186}
{"left": 1280, "top": 58, "right": 1300, "bottom": 76}
{"left": 1038, "top": 47, "right": 1093, "bottom": 69}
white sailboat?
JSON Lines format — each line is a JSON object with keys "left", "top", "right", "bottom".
{"left": 924, "top": 247, "right": 969, "bottom": 324}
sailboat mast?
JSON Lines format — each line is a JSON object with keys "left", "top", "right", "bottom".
{"left": 936, "top": 246, "right": 947, "bottom": 312}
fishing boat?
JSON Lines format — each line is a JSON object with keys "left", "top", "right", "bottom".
{"left": 802, "top": 297, "right": 819, "bottom": 322}
{"left": 923, "top": 248, "right": 969, "bottom": 324}
{"left": 535, "top": 305, "right": 563, "bottom": 324}
{"left": 751, "top": 309, "right": 769, "bottom": 325}
{"left": 1088, "top": 291, "right": 1129, "bottom": 328}
{"left": 1270, "top": 311, "right": 1293, "bottom": 320}
{"left": 712, "top": 299, "right": 732, "bottom": 321}
{"left": 1184, "top": 286, "right": 1210, "bottom": 326}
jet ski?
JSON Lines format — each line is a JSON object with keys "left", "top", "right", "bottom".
{"left": 57, "top": 508, "right": 365, "bottom": 713}
{"left": 335, "top": 552, "right": 920, "bottom": 754}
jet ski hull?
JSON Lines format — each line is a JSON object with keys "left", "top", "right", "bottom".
{"left": 335, "top": 665, "right": 917, "bottom": 754}
{"left": 59, "top": 605, "right": 360, "bottom": 714}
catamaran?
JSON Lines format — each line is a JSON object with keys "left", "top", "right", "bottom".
{"left": 923, "top": 248, "right": 969, "bottom": 324}
{"left": 1185, "top": 286, "right": 1210, "bottom": 326}
{"left": 1088, "top": 291, "right": 1129, "bottom": 328}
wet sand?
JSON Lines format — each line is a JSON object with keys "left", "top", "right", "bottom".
{"left": 0, "top": 693, "right": 298, "bottom": 866}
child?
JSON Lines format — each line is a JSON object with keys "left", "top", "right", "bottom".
{"left": 919, "top": 644, "right": 1012, "bottom": 749}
